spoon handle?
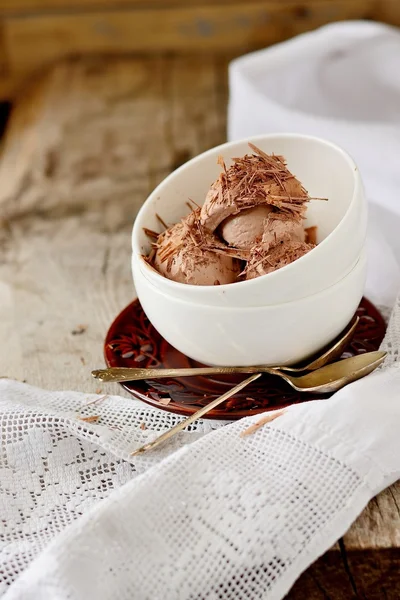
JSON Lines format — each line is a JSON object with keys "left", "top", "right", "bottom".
{"left": 131, "top": 373, "right": 262, "bottom": 456}
{"left": 92, "top": 365, "right": 269, "bottom": 382}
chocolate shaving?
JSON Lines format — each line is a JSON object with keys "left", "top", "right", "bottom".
{"left": 158, "top": 397, "right": 171, "bottom": 406}
{"left": 147, "top": 247, "right": 156, "bottom": 262}
{"left": 156, "top": 213, "right": 168, "bottom": 230}
{"left": 71, "top": 324, "right": 87, "bottom": 336}
{"left": 83, "top": 395, "right": 108, "bottom": 409}
{"left": 143, "top": 227, "right": 159, "bottom": 240}
{"left": 79, "top": 415, "right": 100, "bottom": 423}
{"left": 188, "top": 197, "right": 201, "bottom": 209}
{"left": 305, "top": 226, "right": 318, "bottom": 245}
{"left": 240, "top": 410, "right": 286, "bottom": 437}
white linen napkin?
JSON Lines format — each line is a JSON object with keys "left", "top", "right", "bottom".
{"left": 229, "top": 20, "right": 400, "bottom": 313}
{"left": 2, "top": 20, "right": 400, "bottom": 600}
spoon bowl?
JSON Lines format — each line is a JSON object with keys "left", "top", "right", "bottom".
{"left": 275, "top": 351, "right": 386, "bottom": 393}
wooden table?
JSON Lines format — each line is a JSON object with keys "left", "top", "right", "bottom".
{"left": 1, "top": 55, "right": 399, "bottom": 599}
{"left": 0, "top": 0, "right": 399, "bottom": 101}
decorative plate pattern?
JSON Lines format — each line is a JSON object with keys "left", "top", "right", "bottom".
{"left": 104, "top": 298, "right": 386, "bottom": 420}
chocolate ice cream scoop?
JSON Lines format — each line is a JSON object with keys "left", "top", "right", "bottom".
{"left": 219, "top": 205, "right": 273, "bottom": 249}
{"left": 261, "top": 215, "right": 306, "bottom": 252}
{"left": 153, "top": 210, "right": 240, "bottom": 286}
{"left": 200, "top": 144, "right": 309, "bottom": 233}
{"left": 245, "top": 239, "right": 315, "bottom": 280}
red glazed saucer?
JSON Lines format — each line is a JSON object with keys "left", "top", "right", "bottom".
{"left": 104, "top": 297, "right": 386, "bottom": 420}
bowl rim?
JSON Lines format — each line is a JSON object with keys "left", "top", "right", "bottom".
{"left": 134, "top": 247, "right": 366, "bottom": 312}
{"left": 132, "top": 132, "right": 362, "bottom": 295}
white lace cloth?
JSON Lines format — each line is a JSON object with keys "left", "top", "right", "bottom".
{"left": 1, "top": 303, "right": 400, "bottom": 600}
{"left": 2, "top": 20, "right": 400, "bottom": 600}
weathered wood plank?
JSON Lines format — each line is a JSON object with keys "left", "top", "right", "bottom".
{"left": 0, "top": 0, "right": 264, "bottom": 12}
{"left": 344, "top": 485, "right": 400, "bottom": 550}
{"left": 0, "top": 0, "right": 399, "bottom": 101}
{"left": 288, "top": 546, "right": 400, "bottom": 599}
{"left": 0, "top": 55, "right": 227, "bottom": 395}
{"left": 4, "top": 1, "right": 375, "bottom": 74}
{"left": 0, "top": 76, "right": 20, "bottom": 98}
{"left": 0, "top": 55, "right": 227, "bottom": 222}
{"left": 0, "top": 0, "right": 380, "bottom": 15}
{"left": 0, "top": 213, "right": 134, "bottom": 396}
{"left": 374, "top": 0, "right": 400, "bottom": 25}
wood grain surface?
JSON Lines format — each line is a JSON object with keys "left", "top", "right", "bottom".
{"left": 4, "top": 1, "right": 373, "bottom": 73}
{"left": 0, "top": 55, "right": 399, "bottom": 598}
{"left": 0, "top": 1, "right": 399, "bottom": 99}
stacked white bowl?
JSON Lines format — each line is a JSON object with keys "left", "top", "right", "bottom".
{"left": 132, "top": 134, "right": 367, "bottom": 366}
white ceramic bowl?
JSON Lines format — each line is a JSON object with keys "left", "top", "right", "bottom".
{"left": 132, "top": 133, "right": 367, "bottom": 307}
{"left": 133, "top": 248, "right": 367, "bottom": 367}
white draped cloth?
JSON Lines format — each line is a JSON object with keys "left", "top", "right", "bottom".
{"left": 2, "top": 20, "right": 400, "bottom": 600}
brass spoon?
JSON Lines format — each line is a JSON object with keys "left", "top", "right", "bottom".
{"left": 130, "top": 351, "right": 386, "bottom": 456}
{"left": 93, "top": 317, "right": 359, "bottom": 383}
{"left": 131, "top": 373, "right": 262, "bottom": 456}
